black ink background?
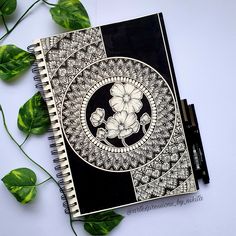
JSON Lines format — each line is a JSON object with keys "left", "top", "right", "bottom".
{"left": 65, "top": 14, "right": 179, "bottom": 214}
{"left": 86, "top": 82, "right": 151, "bottom": 147}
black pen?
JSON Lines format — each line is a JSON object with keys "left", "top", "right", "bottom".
{"left": 188, "top": 104, "right": 210, "bottom": 184}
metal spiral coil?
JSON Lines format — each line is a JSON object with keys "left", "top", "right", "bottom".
{"left": 27, "top": 43, "right": 40, "bottom": 53}
{"left": 28, "top": 43, "right": 77, "bottom": 215}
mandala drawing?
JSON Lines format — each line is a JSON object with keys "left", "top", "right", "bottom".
{"left": 36, "top": 14, "right": 199, "bottom": 214}
{"left": 131, "top": 112, "right": 187, "bottom": 187}
{"left": 61, "top": 57, "right": 176, "bottom": 171}
{"left": 41, "top": 27, "right": 106, "bottom": 115}
{"left": 135, "top": 151, "right": 193, "bottom": 201}
{"left": 109, "top": 83, "right": 143, "bottom": 113}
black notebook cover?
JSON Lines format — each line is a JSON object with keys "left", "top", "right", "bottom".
{"left": 34, "top": 13, "right": 197, "bottom": 217}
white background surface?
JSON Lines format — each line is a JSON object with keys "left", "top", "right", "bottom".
{"left": 0, "top": 0, "right": 236, "bottom": 235}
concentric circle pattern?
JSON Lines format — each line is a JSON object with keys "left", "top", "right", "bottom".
{"left": 61, "top": 57, "right": 176, "bottom": 171}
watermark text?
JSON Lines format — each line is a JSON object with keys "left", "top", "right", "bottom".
{"left": 126, "top": 194, "right": 203, "bottom": 215}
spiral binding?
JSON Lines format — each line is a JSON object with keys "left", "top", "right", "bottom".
{"left": 28, "top": 42, "right": 80, "bottom": 217}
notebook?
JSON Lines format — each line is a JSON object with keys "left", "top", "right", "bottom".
{"left": 30, "top": 13, "right": 208, "bottom": 218}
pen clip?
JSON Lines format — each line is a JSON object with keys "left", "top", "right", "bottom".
{"left": 180, "top": 99, "right": 210, "bottom": 185}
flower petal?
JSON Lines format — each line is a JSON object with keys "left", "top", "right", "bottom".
{"left": 130, "top": 99, "right": 143, "bottom": 113}
{"left": 131, "top": 121, "right": 140, "bottom": 133}
{"left": 112, "top": 102, "right": 124, "bottom": 113}
{"left": 125, "top": 113, "right": 137, "bottom": 127}
{"left": 107, "top": 129, "right": 119, "bottom": 139}
{"left": 119, "top": 128, "right": 133, "bottom": 139}
{"left": 106, "top": 117, "right": 119, "bottom": 130}
{"left": 140, "top": 112, "right": 151, "bottom": 125}
{"left": 92, "top": 113, "right": 100, "bottom": 121}
{"left": 90, "top": 114, "right": 101, "bottom": 127}
{"left": 113, "top": 111, "right": 127, "bottom": 123}
{"left": 96, "top": 108, "right": 105, "bottom": 117}
{"left": 125, "top": 102, "right": 136, "bottom": 113}
{"left": 110, "top": 83, "right": 125, "bottom": 97}
{"left": 131, "top": 88, "right": 143, "bottom": 99}
{"left": 109, "top": 97, "right": 124, "bottom": 112}
{"left": 96, "top": 128, "right": 107, "bottom": 140}
{"left": 124, "top": 83, "right": 135, "bottom": 94}
{"left": 91, "top": 120, "right": 99, "bottom": 126}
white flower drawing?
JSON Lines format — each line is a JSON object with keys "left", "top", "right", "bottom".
{"left": 90, "top": 108, "right": 105, "bottom": 127}
{"left": 96, "top": 128, "right": 107, "bottom": 140}
{"left": 109, "top": 83, "right": 143, "bottom": 113}
{"left": 106, "top": 111, "right": 140, "bottom": 139}
{"left": 140, "top": 113, "right": 151, "bottom": 125}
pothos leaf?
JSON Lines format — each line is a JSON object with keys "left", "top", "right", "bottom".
{"left": 50, "top": 0, "right": 91, "bottom": 30}
{"left": 84, "top": 211, "right": 124, "bottom": 235}
{"left": 17, "top": 92, "right": 50, "bottom": 135}
{"left": 0, "top": 45, "right": 35, "bottom": 81}
{"left": 0, "top": 0, "right": 17, "bottom": 16}
{"left": 1, "top": 168, "right": 37, "bottom": 204}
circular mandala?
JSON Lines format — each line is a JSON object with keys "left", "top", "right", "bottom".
{"left": 80, "top": 77, "right": 157, "bottom": 152}
{"left": 61, "top": 57, "right": 176, "bottom": 172}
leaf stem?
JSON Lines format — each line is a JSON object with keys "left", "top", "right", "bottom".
{"left": 121, "top": 138, "right": 128, "bottom": 147}
{"left": 1, "top": 15, "right": 9, "bottom": 32}
{"left": 142, "top": 124, "right": 147, "bottom": 134}
{"left": 0, "top": 106, "right": 48, "bottom": 174}
{"left": 42, "top": 0, "right": 57, "bottom": 6}
{"left": 20, "top": 133, "right": 31, "bottom": 147}
{"left": 103, "top": 138, "right": 114, "bottom": 147}
{"left": 37, "top": 177, "right": 52, "bottom": 186}
{"left": 0, "top": 105, "right": 77, "bottom": 236}
{"left": 0, "top": 0, "right": 42, "bottom": 41}
{"left": 72, "top": 219, "right": 84, "bottom": 222}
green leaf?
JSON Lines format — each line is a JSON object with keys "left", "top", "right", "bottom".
{"left": 50, "top": 0, "right": 91, "bottom": 30}
{"left": 0, "top": 45, "right": 35, "bottom": 81}
{"left": 17, "top": 92, "right": 50, "bottom": 135}
{"left": 1, "top": 168, "right": 37, "bottom": 204}
{"left": 0, "top": 0, "right": 17, "bottom": 16}
{"left": 84, "top": 211, "right": 124, "bottom": 235}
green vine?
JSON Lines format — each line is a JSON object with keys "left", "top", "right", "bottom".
{"left": 0, "top": 0, "right": 90, "bottom": 41}
{"left": 1, "top": 0, "right": 42, "bottom": 41}
{"left": 0, "top": 104, "right": 77, "bottom": 235}
{"left": 0, "top": 0, "right": 124, "bottom": 235}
